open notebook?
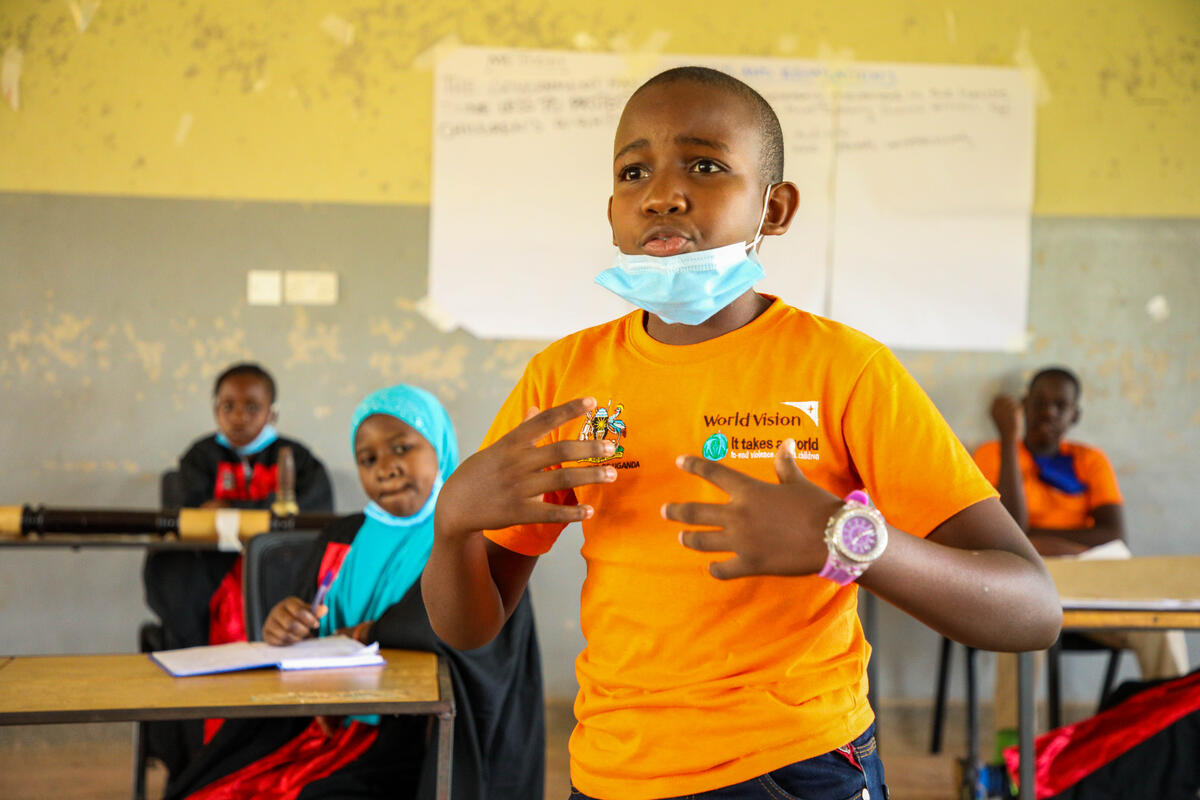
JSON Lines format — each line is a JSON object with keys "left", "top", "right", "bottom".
{"left": 151, "top": 635, "right": 384, "bottom": 677}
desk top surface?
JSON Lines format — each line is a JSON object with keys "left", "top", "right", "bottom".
{"left": 1046, "top": 554, "right": 1200, "bottom": 608}
{"left": 0, "top": 649, "right": 443, "bottom": 725}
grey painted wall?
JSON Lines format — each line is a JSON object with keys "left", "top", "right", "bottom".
{"left": 1, "top": 192, "right": 1196, "bottom": 702}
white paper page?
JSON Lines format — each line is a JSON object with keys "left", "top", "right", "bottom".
{"left": 430, "top": 48, "right": 637, "bottom": 340}
{"left": 828, "top": 64, "right": 1035, "bottom": 351}
{"left": 151, "top": 635, "right": 377, "bottom": 677}
{"left": 279, "top": 641, "right": 382, "bottom": 670}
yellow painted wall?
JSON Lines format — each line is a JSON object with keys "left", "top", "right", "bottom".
{"left": 1, "top": 0, "right": 1196, "bottom": 215}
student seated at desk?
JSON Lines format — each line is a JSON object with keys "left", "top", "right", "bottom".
{"left": 975, "top": 366, "right": 1188, "bottom": 775}
{"left": 146, "top": 362, "right": 335, "bottom": 650}
{"left": 143, "top": 362, "right": 335, "bottom": 778}
{"left": 165, "top": 384, "right": 544, "bottom": 800}
{"left": 421, "top": 66, "right": 1061, "bottom": 800}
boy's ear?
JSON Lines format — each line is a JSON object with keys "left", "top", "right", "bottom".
{"left": 607, "top": 196, "right": 616, "bottom": 246}
{"left": 269, "top": 406, "right": 279, "bottom": 425}
{"left": 760, "top": 182, "right": 800, "bottom": 238}
{"left": 1071, "top": 406, "right": 1081, "bottom": 427}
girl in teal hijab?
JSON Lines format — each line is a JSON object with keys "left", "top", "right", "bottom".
{"left": 316, "top": 384, "right": 459, "bottom": 638}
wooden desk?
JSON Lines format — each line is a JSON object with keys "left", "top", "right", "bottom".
{"left": 0, "top": 649, "right": 455, "bottom": 799}
{"left": 1015, "top": 555, "right": 1200, "bottom": 800}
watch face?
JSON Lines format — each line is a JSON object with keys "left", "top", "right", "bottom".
{"left": 840, "top": 514, "right": 879, "bottom": 557}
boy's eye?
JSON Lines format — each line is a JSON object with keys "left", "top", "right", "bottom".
{"left": 393, "top": 444, "right": 411, "bottom": 456}
{"left": 690, "top": 159, "right": 724, "bottom": 174}
{"left": 617, "top": 165, "right": 647, "bottom": 182}
{"left": 358, "top": 456, "right": 375, "bottom": 468}
{"left": 245, "top": 404, "right": 260, "bottom": 415}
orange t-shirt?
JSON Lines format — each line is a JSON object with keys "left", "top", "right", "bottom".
{"left": 481, "top": 297, "right": 997, "bottom": 799}
{"left": 972, "top": 440, "right": 1122, "bottom": 530}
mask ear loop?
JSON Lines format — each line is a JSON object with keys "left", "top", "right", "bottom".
{"left": 747, "top": 183, "right": 777, "bottom": 252}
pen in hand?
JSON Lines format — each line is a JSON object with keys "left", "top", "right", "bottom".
{"left": 311, "top": 569, "right": 334, "bottom": 618}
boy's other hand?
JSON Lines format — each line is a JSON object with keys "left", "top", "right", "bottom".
{"left": 262, "top": 595, "right": 324, "bottom": 645}
{"left": 434, "top": 397, "right": 619, "bottom": 540}
{"left": 990, "top": 394, "right": 1023, "bottom": 441}
{"left": 667, "top": 439, "right": 843, "bottom": 580}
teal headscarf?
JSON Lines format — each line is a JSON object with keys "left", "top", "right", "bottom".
{"left": 319, "top": 384, "right": 458, "bottom": 639}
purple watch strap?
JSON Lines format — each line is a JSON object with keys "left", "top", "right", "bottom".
{"left": 818, "top": 555, "right": 861, "bottom": 585}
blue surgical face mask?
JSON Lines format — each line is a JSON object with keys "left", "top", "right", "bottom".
{"left": 594, "top": 184, "right": 776, "bottom": 326}
{"left": 216, "top": 423, "right": 278, "bottom": 457}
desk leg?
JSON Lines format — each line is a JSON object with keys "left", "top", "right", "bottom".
{"left": 435, "top": 710, "right": 454, "bottom": 800}
{"left": 1017, "top": 651, "right": 1035, "bottom": 800}
{"left": 861, "top": 591, "right": 879, "bottom": 740}
{"left": 434, "top": 659, "right": 455, "bottom": 800}
{"left": 964, "top": 646, "right": 979, "bottom": 793}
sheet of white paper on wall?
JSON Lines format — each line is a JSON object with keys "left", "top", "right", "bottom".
{"left": 284, "top": 271, "right": 338, "bottom": 305}
{"left": 247, "top": 270, "right": 283, "bottom": 306}
{"left": 430, "top": 47, "right": 1033, "bottom": 349}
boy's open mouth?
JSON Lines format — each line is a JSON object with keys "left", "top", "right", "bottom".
{"left": 641, "top": 227, "right": 693, "bottom": 256}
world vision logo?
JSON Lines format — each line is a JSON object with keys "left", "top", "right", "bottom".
{"left": 702, "top": 431, "right": 729, "bottom": 461}
{"left": 700, "top": 402, "right": 821, "bottom": 462}
{"left": 577, "top": 400, "right": 639, "bottom": 469}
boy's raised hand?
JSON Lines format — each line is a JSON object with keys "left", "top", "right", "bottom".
{"left": 262, "top": 596, "right": 324, "bottom": 645}
{"left": 990, "top": 394, "right": 1023, "bottom": 441}
{"left": 434, "top": 397, "right": 618, "bottom": 540}
{"left": 666, "top": 439, "right": 845, "bottom": 580}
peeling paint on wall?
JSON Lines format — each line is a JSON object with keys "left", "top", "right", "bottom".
{"left": 368, "top": 344, "right": 469, "bottom": 398}
{"left": 285, "top": 308, "right": 344, "bottom": 368}
{"left": 481, "top": 340, "right": 542, "bottom": 382}
{"left": 368, "top": 315, "right": 416, "bottom": 347}
{"left": 122, "top": 322, "right": 164, "bottom": 381}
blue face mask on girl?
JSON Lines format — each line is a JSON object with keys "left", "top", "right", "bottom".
{"left": 594, "top": 185, "right": 776, "bottom": 326}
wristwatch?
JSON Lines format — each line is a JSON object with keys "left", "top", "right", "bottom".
{"left": 819, "top": 490, "right": 888, "bottom": 585}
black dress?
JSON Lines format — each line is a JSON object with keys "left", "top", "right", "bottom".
{"left": 163, "top": 515, "right": 546, "bottom": 800}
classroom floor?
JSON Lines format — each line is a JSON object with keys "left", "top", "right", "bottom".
{"left": 0, "top": 699, "right": 1087, "bottom": 799}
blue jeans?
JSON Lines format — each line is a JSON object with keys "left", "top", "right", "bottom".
{"left": 569, "top": 722, "right": 887, "bottom": 800}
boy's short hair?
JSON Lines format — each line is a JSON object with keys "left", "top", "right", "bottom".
{"left": 213, "top": 362, "right": 276, "bottom": 403}
{"left": 1029, "top": 366, "right": 1081, "bottom": 400}
{"left": 633, "top": 66, "right": 785, "bottom": 185}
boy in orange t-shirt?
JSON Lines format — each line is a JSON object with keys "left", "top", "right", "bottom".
{"left": 422, "top": 67, "right": 1061, "bottom": 800}
{"left": 976, "top": 367, "right": 1188, "bottom": 767}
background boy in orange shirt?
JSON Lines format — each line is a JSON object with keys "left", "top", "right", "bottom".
{"left": 423, "top": 67, "right": 1062, "bottom": 800}
{"left": 976, "top": 367, "right": 1188, "bottom": 769}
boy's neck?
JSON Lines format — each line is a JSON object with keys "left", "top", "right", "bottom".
{"left": 644, "top": 291, "right": 772, "bottom": 346}
{"left": 1023, "top": 435, "right": 1063, "bottom": 458}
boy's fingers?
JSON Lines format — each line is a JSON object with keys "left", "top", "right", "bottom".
{"left": 510, "top": 397, "right": 597, "bottom": 443}
{"left": 675, "top": 455, "right": 753, "bottom": 492}
{"left": 521, "top": 500, "right": 593, "bottom": 525}
{"left": 708, "top": 556, "right": 754, "bottom": 581}
{"left": 662, "top": 501, "right": 725, "bottom": 528}
{"left": 538, "top": 438, "right": 614, "bottom": 466}
{"left": 773, "top": 440, "right": 807, "bottom": 484}
{"left": 524, "top": 464, "right": 615, "bottom": 496}
{"left": 678, "top": 529, "right": 732, "bottom": 553}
